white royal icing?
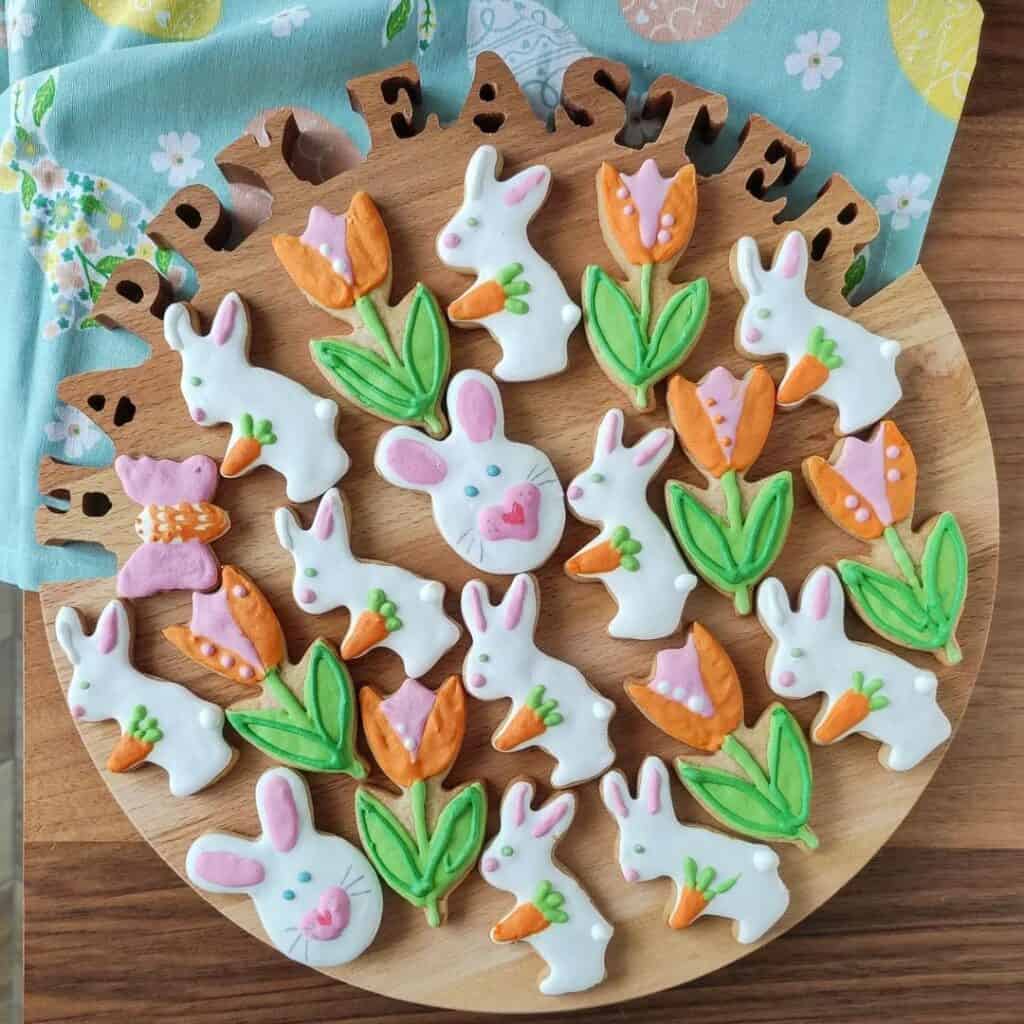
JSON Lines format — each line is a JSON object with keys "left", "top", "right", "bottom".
{"left": 566, "top": 409, "right": 697, "bottom": 639}
{"left": 732, "top": 231, "right": 902, "bottom": 434}
{"left": 601, "top": 757, "right": 790, "bottom": 944}
{"left": 275, "top": 487, "right": 461, "bottom": 678}
{"left": 163, "top": 291, "right": 350, "bottom": 503}
{"left": 186, "top": 767, "right": 382, "bottom": 968}
{"left": 375, "top": 370, "right": 566, "bottom": 574}
{"left": 757, "top": 566, "right": 951, "bottom": 771}
{"left": 480, "top": 781, "right": 613, "bottom": 996}
{"left": 54, "top": 599, "right": 234, "bottom": 798}
{"left": 460, "top": 574, "right": 616, "bottom": 787}
{"left": 437, "top": 145, "right": 580, "bottom": 382}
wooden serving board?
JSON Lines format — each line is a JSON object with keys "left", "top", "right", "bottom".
{"left": 34, "top": 54, "right": 998, "bottom": 1013}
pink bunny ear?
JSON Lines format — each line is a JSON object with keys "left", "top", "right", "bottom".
{"left": 194, "top": 850, "right": 265, "bottom": 888}
{"left": 312, "top": 491, "right": 335, "bottom": 540}
{"left": 601, "top": 773, "right": 630, "bottom": 819}
{"left": 502, "top": 575, "right": 530, "bottom": 629}
{"left": 384, "top": 437, "right": 448, "bottom": 486}
{"left": 95, "top": 601, "right": 122, "bottom": 654}
{"left": 777, "top": 232, "right": 807, "bottom": 281}
{"left": 808, "top": 570, "right": 831, "bottom": 620}
{"left": 639, "top": 757, "right": 668, "bottom": 814}
{"left": 454, "top": 375, "right": 497, "bottom": 443}
{"left": 503, "top": 166, "right": 548, "bottom": 207}
{"left": 598, "top": 409, "right": 623, "bottom": 454}
{"left": 801, "top": 566, "right": 842, "bottom": 622}
{"left": 532, "top": 793, "right": 574, "bottom": 838}
{"left": 260, "top": 773, "right": 300, "bottom": 852}
{"left": 462, "top": 581, "right": 489, "bottom": 633}
{"left": 505, "top": 780, "right": 533, "bottom": 828}
{"left": 210, "top": 294, "right": 239, "bottom": 346}
{"left": 633, "top": 428, "right": 671, "bottom": 468}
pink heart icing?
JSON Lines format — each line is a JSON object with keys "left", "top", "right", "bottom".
{"left": 478, "top": 483, "right": 540, "bottom": 542}
{"left": 300, "top": 886, "right": 350, "bottom": 941}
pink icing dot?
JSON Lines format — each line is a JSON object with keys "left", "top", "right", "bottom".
{"left": 623, "top": 866, "right": 639, "bottom": 883}
{"left": 778, "top": 670, "right": 796, "bottom": 688}
{"left": 844, "top": 495, "right": 858, "bottom": 510}
{"left": 71, "top": 704, "right": 85, "bottom": 720}
{"left": 239, "top": 665, "right": 254, "bottom": 680}
{"left": 567, "top": 484, "right": 583, "bottom": 500}
{"left": 442, "top": 232, "right": 461, "bottom": 249}
{"left": 855, "top": 508, "right": 870, "bottom": 523}
{"left": 616, "top": 186, "right": 629, "bottom": 199}
{"left": 661, "top": 213, "right": 675, "bottom": 227}
{"left": 482, "top": 857, "right": 499, "bottom": 873}
{"left": 232, "top": 584, "right": 247, "bottom": 598}
{"left": 200, "top": 642, "right": 215, "bottom": 656}
{"left": 623, "top": 204, "right": 635, "bottom": 215}
{"left": 745, "top": 326, "right": 762, "bottom": 343}
{"left": 886, "top": 445, "right": 901, "bottom": 459}
{"left": 657, "top": 229, "right": 671, "bottom": 244}
{"left": 299, "top": 588, "right": 317, "bottom": 604}
{"left": 469, "top": 673, "right": 486, "bottom": 689}
{"left": 191, "top": 407, "right": 206, "bottom": 423}
{"left": 887, "top": 469, "right": 902, "bottom": 482}
{"left": 220, "top": 653, "right": 235, "bottom": 669}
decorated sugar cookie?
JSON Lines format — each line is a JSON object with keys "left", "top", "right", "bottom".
{"left": 164, "top": 565, "right": 366, "bottom": 777}
{"left": 273, "top": 194, "right": 451, "bottom": 436}
{"left": 758, "top": 566, "right": 951, "bottom": 771}
{"left": 356, "top": 676, "right": 486, "bottom": 927}
{"left": 461, "top": 574, "right": 616, "bottom": 788}
{"left": 436, "top": 144, "right": 581, "bottom": 382}
{"left": 114, "top": 454, "right": 230, "bottom": 598}
{"left": 481, "top": 780, "right": 613, "bottom": 996}
{"left": 54, "top": 599, "right": 235, "bottom": 797}
{"left": 566, "top": 409, "right": 697, "bottom": 639}
{"left": 276, "top": 487, "right": 460, "bottom": 678}
{"left": 665, "top": 365, "right": 793, "bottom": 614}
{"left": 163, "top": 292, "right": 350, "bottom": 503}
{"left": 375, "top": 370, "right": 566, "bottom": 574}
{"left": 803, "top": 420, "right": 967, "bottom": 664}
{"left": 624, "top": 621, "right": 819, "bottom": 850}
{"left": 582, "top": 157, "right": 709, "bottom": 410}
{"left": 731, "top": 231, "right": 903, "bottom": 434}
{"left": 187, "top": 767, "right": 383, "bottom": 967}
{"left": 601, "top": 757, "right": 789, "bottom": 943}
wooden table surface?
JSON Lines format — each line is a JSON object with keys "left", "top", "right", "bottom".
{"left": 22, "top": 6, "right": 1024, "bottom": 1021}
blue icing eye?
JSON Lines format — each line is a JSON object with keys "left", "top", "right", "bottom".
{"left": 486, "top": 464, "right": 501, "bottom": 477}
{"left": 282, "top": 889, "right": 296, "bottom": 901}
{"left": 297, "top": 871, "right": 312, "bottom": 883}
{"left": 464, "top": 485, "right": 479, "bottom": 497}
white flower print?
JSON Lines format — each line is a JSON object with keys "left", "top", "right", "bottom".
{"left": 150, "top": 131, "right": 204, "bottom": 188}
{"left": 44, "top": 405, "right": 101, "bottom": 459}
{"left": 5, "top": 0, "right": 36, "bottom": 52}
{"left": 785, "top": 29, "right": 843, "bottom": 91}
{"left": 264, "top": 5, "right": 310, "bottom": 37}
{"left": 876, "top": 174, "right": 933, "bottom": 231}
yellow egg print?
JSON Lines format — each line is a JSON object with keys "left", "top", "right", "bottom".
{"left": 888, "top": 0, "right": 983, "bottom": 121}
{"left": 81, "top": 0, "right": 222, "bottom": 41}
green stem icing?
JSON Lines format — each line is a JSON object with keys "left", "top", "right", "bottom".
{"left": 263, "top": 667, "right": 312, "bottom": 727}
{"left": 356, "top": 293, "right": 398, "bottom": 369}
{"left": 639, "top": 261, "right": 653, "bottom": 340}
{"left": 944, "top": 637, "right": 962, "bottom": 663}
{"left": 884, "top": 526, "right": 925, "bottom": 600}
{"left": 411, "top": 778, "right": 430, "bottom": 867}
{"left": 796, "top": 825, "right": 820, "bottom": 850}
{"left": 721, "top": 470, "right": 750, "bottom": 613}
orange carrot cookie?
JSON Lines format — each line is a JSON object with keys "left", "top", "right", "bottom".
{"left": 481, "top": 780, "right": 613, "bottom": 995}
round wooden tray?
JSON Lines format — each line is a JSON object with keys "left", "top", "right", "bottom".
{"left": 37, "top": 55, "right": 998, "bottom": 1013}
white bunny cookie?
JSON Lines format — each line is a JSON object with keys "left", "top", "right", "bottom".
{"left": 186, "top": 767, "right": 382, "bottom": 967}
{"left": 481, "top": 780, "right": 613, "bottom": 996}
{"left": 375, "top": 370, "right": 565, "bottom": 573}
{"left": 566, "top": 409, "right": 697, "bottom": 639}
{"left": 275, "top": 487, "right": 460, "bottom": 677}
{"left": 601, "top": 757, "right": 789, "bottom": 943}
{"left": 437, "top": 144, "right": 580, "bottom": 381}
{"left": 164, "top": 291, "right": 350, "bottom": 502}
{"left": 757, "top": 566, "right": 951, "bottom": 771}
{"left": 731, "top": 231, "right": 902, "bottom": 434}
{"left": 55, "top": 599, "right": 235, "bottom": 797}
{"left": 461, "top": 574, "right": 615, "bottom": 787}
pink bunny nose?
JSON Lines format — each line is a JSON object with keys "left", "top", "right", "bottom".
{"left": 745, "top": 326, "right": 762, "bottom": 343}
{"left": 567, "top": 484, "right": 583, "bottom": 500}
{"left": 469, "top": 673, "right": 486, "bottom": 689}
{"left": 623, "top": 866, "right": 639, "bottom": 882}
{"left": 71, "top": 704, "right": 86, "bottom": 720}
{"left": 299, "top": 587, "right": 317, "bottom": 604}
{"left": 482, "top": 856, "right": 499, "bottom": 873}
{"left": 442, "top": 232, "right": 461, "bottom": 249}
{"left": 190, "top": 406, "right": 207, "bottom": 423}
{"left": 300, "top": 886, "right": 350, "bottom": 942}
{"left": 778, "top": 670, "right": 796, "bottom": 687}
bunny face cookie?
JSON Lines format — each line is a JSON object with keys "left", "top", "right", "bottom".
{"left": 481, "top": 780, "right": 613, "bottom": 996}
{"left": 375, "top": 370, "right": 565, "bottom": 573}
{"left": 187, "top": 767, "right": 383, "bottom": 967}
{"left": 731, "top": 231, "right": 902, "bottom": 435}
{"left": 757, "top": 566, "right": 951, "bottom": 771}
{"left": 437, "top": 145, "right": 581, "bottom": 382}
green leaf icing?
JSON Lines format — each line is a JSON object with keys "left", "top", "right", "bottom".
{"left": 534, "top": 880, "right": 570, "bottom": 924}
{"left": 128, "top": 704, "right": 163, "bottom": 744}
{"left": 526, "top": 684, "right": 563, "bottom": 727}
{"left": 806, "top": 325, "right": 843, "bottom": 370}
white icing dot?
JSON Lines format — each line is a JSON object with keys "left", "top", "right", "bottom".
{"left": 855, "top": 508, "right": 870, "bottom": 522}
{"left": 886, "top": 445, "right": 901, "bottom": 459}
{"left": 331, "top": 259, "right": 346, "bottom": 275}
{"left": 687, "top": 695, "right": 708, "bottom": 714}
{"left": 671, "top": 687, "right": 685, "bottom": 702}
{"left": 420, "top": 581, "right": 442, "bottom": 602}
{"left": 395, "top": 722, "right": 406, "bottom": 735}
{"left": 657, "top": 229, "right": 672, "bottom": 244}
{"left": 623, "top": 204, "right": 635, "bottom": 215}
{"left": 661, "top": 213, "right": 675, "bottom": 227}
{"left": 232, "top": 584, "right": 247, "bottom": 598}
{"left": 844, "top": 495, "right": 858, "bottom": 510}
{"left": 590, "top": 922, "right": 612, "bottom": 941}
{"left": 199, "top": 707, "right": 219, "bottom": 729}
{"left": 592, "top": 702, "right": 612, "bottom": 720}
{"left": 914, "top": 675, "right": 936, "bottom": 694}
{"left": 887, "top": 469, "right": 902, "bottom": 482}
{"left": 655, "top": 679, "right": 670, "bottom": 695}
{"left": 402, "top": 737, "right": 415, "bottom": 751}
{"left": 318, "top": 243, "right": 331, "bottom": 258}
{"left": 220, "top": 654, "right": 235, "bottom": 669}
{"left": 753, "top": 849, "right": 778, "bottom": 871}
{"left": 616, "top": 186, "right": 629, "bottom": 200}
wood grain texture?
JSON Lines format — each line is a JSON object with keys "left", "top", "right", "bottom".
{"left": 24, "top": 10, "right": 1024, "bottom": 1019}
